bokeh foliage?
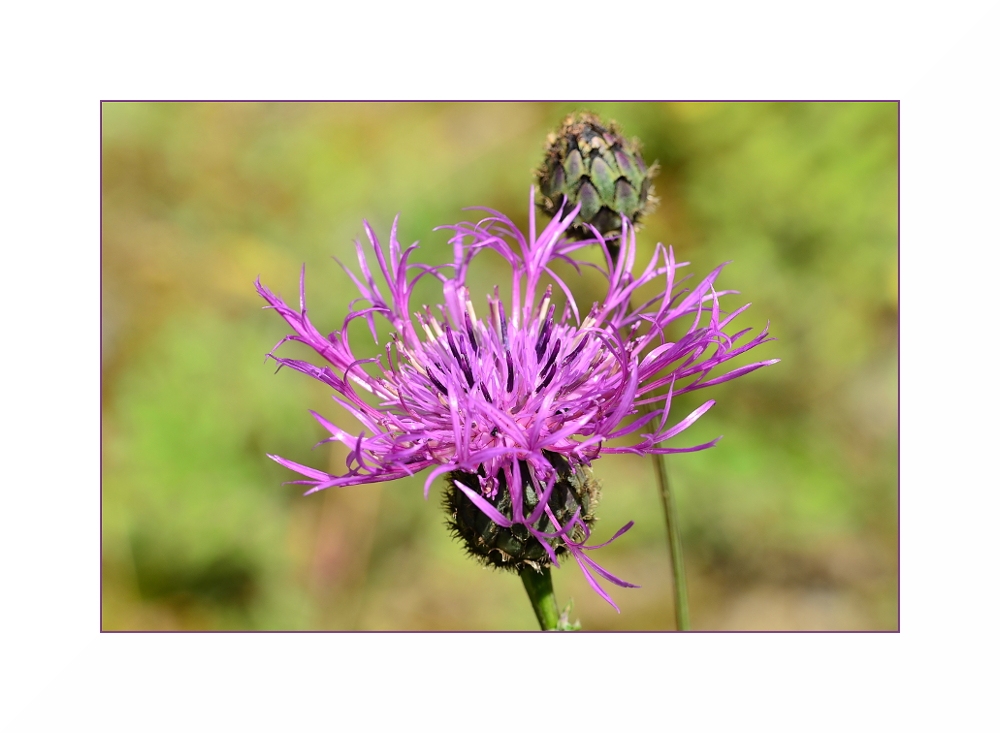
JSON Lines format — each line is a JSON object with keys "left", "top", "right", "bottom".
{"left": 102, "top": 102, "right": 898, "bottom": 630}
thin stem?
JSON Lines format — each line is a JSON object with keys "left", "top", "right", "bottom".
{"left": 651, "top": 450, "right": 691, "bottom": 630}
{"left": 615, "top": 239, "right": 692, "bottom": 631}
{"left": 637, "top": 398, "right": 691, "bottom": 630}
{"left": 520, "top": 566, "right": 560, "bottom": 631}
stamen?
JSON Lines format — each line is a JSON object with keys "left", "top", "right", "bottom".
{"left": 418, "top": 313, "right": 436, "bottom": 342}
{"left": 489, "top": 290, "right": 503, "bottom": 340}
{"left": 537, "top": 284, "right": 553, "bottom": 322}
{"left": 423, "top": 306, "right": 445, "bottom": 339}
{"left": 561, "top": 332, "right": 590, "bottom": 367}
{"left": 464, "top": 312, "right": 479, "bottom": 355}
{"left": 498, "top": 299, "right": 509, "bottom": 347}
{"left": 536, "top": 301, "right": 555, "bottom": 360}
{"left": 536, "top": 370, "right": 557, "bottom": 395}
{"left": 464, "top": 291, "right": 478, "bottom": 323}
{"left": 536, "top": 338, "right": 562, "bottom": 393}
{"left": 445, "top": 322, "right": 461, "bottom": 361}
{"left": 428, "top": 371, "right": 447, "bottom": 394}
{"left": 459, "top": 354, "right": 475, "bottom": 388}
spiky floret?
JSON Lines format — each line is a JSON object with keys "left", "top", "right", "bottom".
{"left": 536, "top": 112, "right": 658, "bottom": 241}
{"left": 256, "top": 188, "right": 778, "bottom": 609}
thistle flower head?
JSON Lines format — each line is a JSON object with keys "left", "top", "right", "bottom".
{"left": 536, "top": 112, "right": 657, "bottom": 241}
{"left": 256, "top": 189, "right": 778, "bottom": 609}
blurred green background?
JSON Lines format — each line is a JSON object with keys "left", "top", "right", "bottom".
{"left": 101, "top": 101, "right": 898, "bottom": 631}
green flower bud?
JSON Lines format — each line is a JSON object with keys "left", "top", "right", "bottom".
{"left": 536, "top": 112, "right": 658, "bottom": 241}
{"left": 444, "top": 452, "right": 601, "bottom": 573}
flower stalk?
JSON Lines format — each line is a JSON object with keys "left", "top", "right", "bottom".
{"left": 520, "top": 567, "right": 560, "bottom": 631}
{"left": 652, "top": 450, "right": 690, "bottom": 630}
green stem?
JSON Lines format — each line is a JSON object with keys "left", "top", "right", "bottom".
{"left": 652, "top": 451, "right": 691, "bottom": 630}
{"left": 637, "top": 396, "right": 691, "bottom": 631}
{"left": 520, "top": 566, "right": 560, "bottom": 631}
{"left": 625, "top": 274, "right": 691, "bottom": 631}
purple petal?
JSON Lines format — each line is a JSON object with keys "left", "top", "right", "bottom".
{"left": 452, "top": 479, "right": 513, "bottom": 528}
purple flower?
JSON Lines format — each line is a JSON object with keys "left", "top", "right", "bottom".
{"left": 257, "top": 188, "right": 778, "bottom": 609}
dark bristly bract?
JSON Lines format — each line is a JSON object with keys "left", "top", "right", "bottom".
{"left": 256, "top": 188, "right": 778, "bottom": 610}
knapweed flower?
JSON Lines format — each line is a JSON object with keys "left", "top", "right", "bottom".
{"left": 257, "top": 189, "right": 777, "bottom": 610}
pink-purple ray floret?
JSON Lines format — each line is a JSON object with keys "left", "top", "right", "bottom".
{"left": 256, "top": 188, "right": 778, "bottom": 610}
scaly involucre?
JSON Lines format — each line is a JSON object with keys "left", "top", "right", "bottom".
{"left": 257, "top": 188, "right": 778, "bottom": 608}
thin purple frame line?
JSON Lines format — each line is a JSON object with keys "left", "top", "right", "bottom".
{"left": 99, "top": 99, "right": 901, "bottom": 103}
{"left": 101, "top": 629, "right": 896, "bottom": 633}
{"left": 100, "top": 100, "right": 104, "bottom": 634}
{"left": 896, "top": 102, "right": 903, "bottom": 633}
